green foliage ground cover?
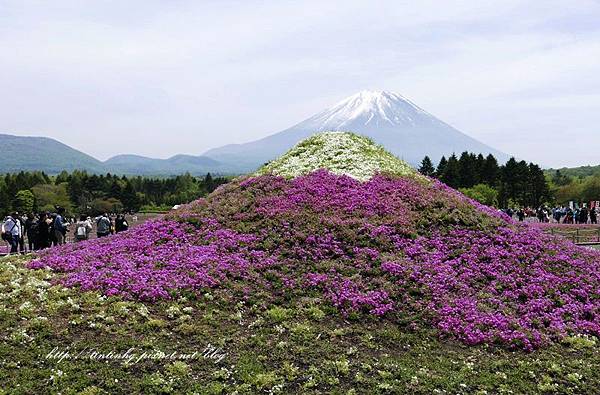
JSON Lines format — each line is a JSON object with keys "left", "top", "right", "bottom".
{"left": 1, "top": 254, "right": 599, "bottom": 394}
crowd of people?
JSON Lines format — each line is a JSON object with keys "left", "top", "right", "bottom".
{"left": 1, "top": 208, "right": 132, "bottom": 255}
{"left": 504, "top": 206, "right": 599, "bottom": 224}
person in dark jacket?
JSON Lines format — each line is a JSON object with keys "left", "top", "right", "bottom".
{"left": 591, "top": 208, "right": 598, "bottom": 224}
{"left": 25, "top": 213, "right": 38, "bottom": 252}
{"left": 580, "top": 207, "right": 589, "bottom": 224}
{"left": 36, "top": 212, "right": 51, "bottom": 250}
{"left": 115, "top": 214, "right": 129, "bottom": 233}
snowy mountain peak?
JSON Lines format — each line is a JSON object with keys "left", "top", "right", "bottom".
{"left": 306, "top": 90, "right": 432, "bottom": 130}
{"left": 203, "top": 90, "right": 509, "bottom": 172}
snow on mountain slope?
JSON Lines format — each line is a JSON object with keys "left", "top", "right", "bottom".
{"left": 306, "top": 90, "right": 431, "bottom": 129}
{"left": 204, "top": 90, "right": 509, "bottom": 172}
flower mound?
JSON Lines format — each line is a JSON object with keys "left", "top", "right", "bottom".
{"left": 30, "top": 171, "right": 600, "bottom": 350}
{"left": 255, "top": 131, "right": 417, "bottom": 181}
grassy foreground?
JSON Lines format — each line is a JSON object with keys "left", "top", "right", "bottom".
{"left": 1, "top": 255, "right": 599, "bottom": 394}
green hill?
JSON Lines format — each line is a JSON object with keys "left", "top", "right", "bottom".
{"left": 0, "top": 133, "right": 107, "bottom": 174}
{"left": 546, "top": 164, "right": 600, "bottom": 179}
{"left": 104, "top": 154, "right": 225, "bottom": 176}
{"left": 0, "top": 133, "right": 230, "bottom": 176}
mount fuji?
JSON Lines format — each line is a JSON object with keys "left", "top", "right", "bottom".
{"left": 204, "top": 90, "right": 509, "bottom": 172}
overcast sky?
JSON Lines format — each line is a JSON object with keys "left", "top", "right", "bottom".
{"left": 1, "top": 0, "right": 599, "bottom": 167}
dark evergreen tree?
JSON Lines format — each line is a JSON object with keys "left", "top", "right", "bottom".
{"left": 435, "top": 156, "right": 448, "bottom": 178}
{"left": 441, "top": 154, "right": 460, "bottom": 188}
{"left": 109, "top": 180, "right": 123, "bottom": 201}
{"left": 475, "top": 153, "right": 485, "bottom": 175}
{"left": 204, "top": 173, "right": 215, "bottom": 192}
{"left": 418, "top": 156, "right": 435, "bottom": 177}
{"left": 55, "top": 170, "right": 70, "bottom": 185}
{"left": 457, "top": 152, "right": 478, "bottom": 188}
{"left": 121, "top": 181, "right": 140, "bottom": 213}
{"left": 480, "top": 154, "right": 500, "bottom": 186}
{"left": 0, "top": 178, "right": 11, "bottom": 214}
{"left": 527, "top": 163, "right": 550, "bottom": 207}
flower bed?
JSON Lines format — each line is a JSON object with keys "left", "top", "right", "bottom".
{"left": 30, "top": 170, "right": 600, "bottom": 350}
{"left": 255, "top": 131, "right": 417, "bottom": 181}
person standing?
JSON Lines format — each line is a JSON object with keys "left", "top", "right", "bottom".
{"left": 25, "top": 213, "right": 38, "bottom": 252}
{"left": 591, "top": 207, "right": 598, "bottom": 225}
{"left": 12, "top": 213, "right": 27, "bottom": 254}
{"left": 580, "top": 206, "right": 589, "bottom": 225}
{"left": 96, "top": 213, "right": 112, "bottom": 238}
{"left": 36, "top": 212, "right": 51, "bottom": 250}
{"left": 53, "top": 207, "right": 68, "bottom": 245}
{"left": 74, "top": 215, "right": 93, "bottom": 242}
{"left": 536, "top": 207, "right": 544, "bottom": 223}
{"left": 2, "top": 214, "right": 22, "bottom": 255}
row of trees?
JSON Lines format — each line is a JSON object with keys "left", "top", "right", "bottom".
{"left": 419, "top": 153, "right": 550, "bottom": 208}
{"left": 550, "top": 170, "right": 600, "bottom": 205}
{"left": 0, "top": 171, "right": 229, "bottom": 217}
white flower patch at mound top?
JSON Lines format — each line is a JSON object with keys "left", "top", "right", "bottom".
{"left": 255, "top": 131, "right": 417, "bottom": 181}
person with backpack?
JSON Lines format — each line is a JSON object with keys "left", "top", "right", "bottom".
{"left": 74, "top": 215, "right": 92, "bottom": 242}
{"left": 2, "top": 213, "right": 22, "bottom": 255}
{"left": 96, "top": 213, "right": 111, "bottom": 238}
{"left": 52, "top": 207, "right": 68, "bottom": 245}
{"left": 25, "top": 213, "right": 39, "bottom": 252}
{"left": 115, "top": 214, "right": 129, "bottom": 233}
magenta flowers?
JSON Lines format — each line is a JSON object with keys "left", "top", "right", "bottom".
{"left": 29, "top": 170, "right": 600, "bottom": 350}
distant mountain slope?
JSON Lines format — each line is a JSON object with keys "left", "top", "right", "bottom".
{"left": 204, "top": 90, "right": 510, "bottom": 172}
{"left": 104, "top": 154, "right": 224, "bottom": 176}
{"left": 0, "top": 133, "right": 107, "bottom": 174}
{"left": 0, "top": 133, "right": 226, "bottom": 176}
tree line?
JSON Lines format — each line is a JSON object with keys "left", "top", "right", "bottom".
{"left": 418, "top": 152, "right": 550, "bottom": 208}
{"left": 549, "top": 169, "right": 600, "bottom": 205}
{"left": 0, "top": 171, "right": 229, "bottom": 217}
